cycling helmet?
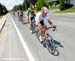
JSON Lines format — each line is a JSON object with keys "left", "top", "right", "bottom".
{"left": 42, "top": 7, "right": 48, "bottom": 14}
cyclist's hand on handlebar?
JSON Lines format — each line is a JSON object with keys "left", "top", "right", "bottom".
{"left": 51, "top": 24, "right": 57, "bottom": 31}
{"left": 52, "top": 24, "right": 56, "bottom": 28}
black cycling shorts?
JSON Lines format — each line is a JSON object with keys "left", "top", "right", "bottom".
{"left": 31, "top": 17, "right": 34, "bottom": 21}
{"left": 40, "top": 20, "right": 44, "bottom": 26}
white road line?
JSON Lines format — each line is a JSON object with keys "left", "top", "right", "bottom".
{"left": 2, "top": 58, "right": 24, "bottom": 60}
{"left": 10, "top": 16, "right": 35, "bottom": 61}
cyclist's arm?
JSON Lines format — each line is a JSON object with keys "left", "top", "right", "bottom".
{"left": 48, "top": 19, "right": 53, "bottom": 25}
{"left": 48, "top": 19, "right": 56, "bottom": 28}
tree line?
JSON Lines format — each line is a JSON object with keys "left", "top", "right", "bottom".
{"left": 12, "top": 0, "right": 72, "bottom": 11}
{"left": 0, "top": 3, "right": 8, "bottom": 16}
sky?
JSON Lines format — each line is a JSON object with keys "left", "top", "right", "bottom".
{"left": 0, "top": 0, "right": 24, "bottom": 10}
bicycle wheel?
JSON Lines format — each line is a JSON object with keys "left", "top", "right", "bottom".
{"left": 32, "top": 24, "right": 35, "bottom": 34}
{"left": 36, "top": 31, "right": 40, "bottom": 41}
{"left": 32, "top": 23, "right": 37, "bottom": 34}
{"left": 47, "top": 35, "right": 56, "bottom": 54}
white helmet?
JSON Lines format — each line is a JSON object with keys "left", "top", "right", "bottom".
{"left": 42, "top": 7, "right": 48, "bottom": 14}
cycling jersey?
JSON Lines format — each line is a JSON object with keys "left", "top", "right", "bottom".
{"left": 35, "top": 12, "right": 49, "bottom": 26}
{"left": 29, "top": 13, "right": 36, "bottom": 23}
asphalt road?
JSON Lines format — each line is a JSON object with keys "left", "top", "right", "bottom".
{"left": 0, "top": 14, "right": 28, "bottom": 61}
{"left": 0, "top": 13, "right": 75, "bottom": 61}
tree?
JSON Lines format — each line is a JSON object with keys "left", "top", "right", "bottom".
{"left": 0, "top": 4, "right": 8, "bottom": 16}
{"left": 36, "top": 0, "right": 49, "bottom": 11}
{"left": 0, "top": 4, "right": 3, "bottom": 15}
{"left": 12, "top": 5, "right": 19, "bottom": 11}
{"left": 23, "top": 0, "right": 27, "bottom": 11}
{"left": 21, "top": 0, "right": 37, "bottom": 11}
{"left": 59, "top": 0, "right": 66, "bottom": 10}
{"left": 19, "top": 5, "right": 23, "bottom": 10}
{"left": 2, "top": 5, "right": 8, "bottom": 15}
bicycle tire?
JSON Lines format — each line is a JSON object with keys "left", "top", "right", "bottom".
{"left": 36, "top": 32, "right": 40, "bottom": 41}
{"left": 46, "top": 34, "right": 56, "bottom": 54}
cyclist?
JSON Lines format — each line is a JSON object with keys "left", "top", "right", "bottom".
{"left": 35, "top": 7, "right": 56, "bottom": 43}
{"left": 17, "top": 10, "right": 23, "bottom": 21}
{"left": 29, "top": 10, "right": 36, "bottom": 32}
{"left": 27, "top": 8, "right": 31, "bottom": 23}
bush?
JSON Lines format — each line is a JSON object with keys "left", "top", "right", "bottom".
{"left": 0, "top": 4, "right": 8, "bottom": 16}
{"left": 12, "top": 5, "right": 19, "bottom": 11}
{"left": 49, "top": 1, "right": 56, "bottom": 7}
{"left": 59, "top": 0, "right": 65, "bottom": 11}
{"left": 64, "top": 4, "right": 73, "bottom": 9}
{"left": 36, "top": 0, "right": 49, "bottom": 11}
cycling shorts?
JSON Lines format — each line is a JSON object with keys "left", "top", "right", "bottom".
{"left": 40, "top": 20, "right": 44, "bottom": 26}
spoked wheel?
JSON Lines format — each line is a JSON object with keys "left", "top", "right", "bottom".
{"left": 46, "top": 34, "right": 56, "bottom": 54}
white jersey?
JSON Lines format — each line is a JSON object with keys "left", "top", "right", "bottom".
{"left": 35, "top": 12, "right": 49, "bottom": 25}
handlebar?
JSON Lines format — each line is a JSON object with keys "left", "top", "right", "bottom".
{"left": 47, "top": 26, "right": 56, "bottom": 31}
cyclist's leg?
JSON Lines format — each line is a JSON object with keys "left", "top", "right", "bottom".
{"left": 19, "top": 15, "right": 22, "bottom": 21}
{"left": 30, "top": 17, "right": 35, "bottom": 32}
{"left": 21, "top": 15, "right": 23, "bottom": 21}
{"left": 28, "top": 15, "right": 30, "bottom": 23}
{"left": 38, "top": 25, "right": 44, "bottom": 43}
{"left": 18, "top": 16, "right": 20, "bottom": 21}
{"left": 36, "top": 20, "right": 45, "bottom": 42}
{"left": 29, "top": 19, "right": 33, "bottom": 32}
{"left": 42, "top": 25, "right": 47, "bottom": 34}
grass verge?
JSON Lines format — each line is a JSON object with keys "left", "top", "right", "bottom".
{"left": 55, "top": 8, "right": 75, "bottom": 13}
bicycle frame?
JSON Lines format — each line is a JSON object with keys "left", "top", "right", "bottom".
{"left": 42, "top": 28, "right": 52, "bottom": 43}
{"left": 36, "top": 26, "right": 57, "bottom": 54}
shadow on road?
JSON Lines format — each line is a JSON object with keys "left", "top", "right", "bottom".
{"left": 54, "top": 40, "right": 64, "bottom": 48}
{"left": 49, "top": 40, "right": 63, "bottom": 56}
{"left": 22, "top": 21, "right": 29, "bottom": 24}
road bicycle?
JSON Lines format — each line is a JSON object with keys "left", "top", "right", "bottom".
{"left": 36, "top": 26, "right": 57, "bottom": 54}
